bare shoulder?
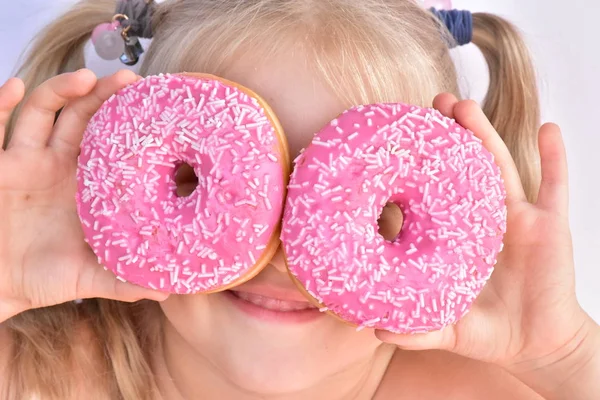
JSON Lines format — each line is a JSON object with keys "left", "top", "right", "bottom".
{"left": 376, "top": 349, "right": 544, "bottom": 400}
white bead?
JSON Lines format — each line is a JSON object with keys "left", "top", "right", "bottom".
{"left": 92, "top": 23, "right": 125, "bottom": 61}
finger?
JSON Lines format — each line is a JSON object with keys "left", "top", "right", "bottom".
{"left": 50, "top": 70, "right": 139, "bottom": 154}
{"left": 432, "top": 92, "right": 459, "bottom": 120}
{"left": 78, "top": 255, "right": 170, "bottom": 303}
{"left": 375, "top": 326, "right": 456, "bottom": 351}
{"left": 374, "top": 303, "right": 494, "bottom": 358}
{"left": 0, "top": 77, "right": 25, "bottom": 149}
{"left": 453, "top": 100, "right": 527, "bottom": 205}
{"left": 9, "top": 69, "right": 97, "bottom": 150}
{"left": 535, "top": 123, "right": 569, "bottom": 214}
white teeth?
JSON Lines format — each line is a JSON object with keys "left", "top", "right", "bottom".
{"left": 232, "top": 291, "right": 315, "bottom": 311}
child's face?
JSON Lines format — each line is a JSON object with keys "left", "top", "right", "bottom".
{"left": 157, "top": 52, "right": 385, "bottom": 393}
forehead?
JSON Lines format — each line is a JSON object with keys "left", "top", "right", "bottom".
{"left": 221, "top": 51, "right": 345, "bottom": 158}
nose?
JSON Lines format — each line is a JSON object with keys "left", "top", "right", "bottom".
{"left": 269, "top": 241, "right": 289, "bottom": 273}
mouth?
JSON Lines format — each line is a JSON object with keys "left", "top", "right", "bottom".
{"left": 223, "top": 289, "right": 323, "bottom": 324}
{"left": 229, "top": 290, "right": 318, "bottom": 311}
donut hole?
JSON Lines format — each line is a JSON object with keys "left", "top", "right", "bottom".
{"left": 378, "top": 202, "right": 404, "bottom": 242}
{"left": 174, "top": 163, "right": 198, "bottom": 197}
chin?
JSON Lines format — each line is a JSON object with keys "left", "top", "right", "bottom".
{"left": 222, "top": 349, "right": 329, "bottom": 395}
{"left": 159, "top": 278, "right": 383, "bottom": 395}
{"left": 210, "top": 292, "right": 381, "bottom": 395}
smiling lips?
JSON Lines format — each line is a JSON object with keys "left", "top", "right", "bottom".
{"left": 229, "top": 290, "right": 317, "bottom": 312}
{"left": 224, "top": 285, "right": 323, "bottom": 323}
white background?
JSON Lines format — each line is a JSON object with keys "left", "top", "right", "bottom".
{"left": 0, "top": 0, "right": 598, "bottom": 321}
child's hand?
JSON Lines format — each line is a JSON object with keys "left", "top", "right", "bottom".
{"left": 0, "top": 70, "right": 168, "bottom": 323}
{"left": 376, "top": 94, "right": 600, "bottom": 397}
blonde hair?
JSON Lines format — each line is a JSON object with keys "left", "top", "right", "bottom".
{"left": 4, "top": 0, "right": 541, "bottom": 398}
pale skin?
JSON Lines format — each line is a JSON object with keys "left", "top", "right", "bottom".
{"left": 0, "top": 55, "right": 598, "bottom": 399}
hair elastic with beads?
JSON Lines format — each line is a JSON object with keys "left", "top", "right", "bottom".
{"left": 91, "top": 0, "right": 156, "bottom": 66}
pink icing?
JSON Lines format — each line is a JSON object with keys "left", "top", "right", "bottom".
{"left": 281, "top": 104, "right": 507, "bottom": 333}
{"left": 77, "top": 74, "right": 286, "bottom": 294}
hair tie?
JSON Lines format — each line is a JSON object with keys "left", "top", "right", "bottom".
{"left": 116, "top": 0, "right": 156, "bottom": 39}
{"left": 430, "top": 8, "right": 473, "bottom": 48}
{"left": 92, "top": 0, "right": 156, "bottom": 66}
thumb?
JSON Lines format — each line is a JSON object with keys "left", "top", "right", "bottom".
{"left": 375, "top": 326, "right": 457, "bottom": 352}
{"left": 77, "top": 255, "right": 170, "bottom": 303}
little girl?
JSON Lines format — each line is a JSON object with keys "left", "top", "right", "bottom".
{"left": 1, "top": 0, "right": 598, "bottom": 399}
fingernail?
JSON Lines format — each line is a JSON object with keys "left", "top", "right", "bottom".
{"left": 147, "top": 291, "right": 170, "bottom": 302}
{"left": 75, "top": 68, "right": 95, "bottom": 78}
{"left": 156, "top": 294, "right": 170, "bottom": 302}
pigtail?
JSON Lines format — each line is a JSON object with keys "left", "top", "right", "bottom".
{"left": 5, "top": 299, "right": 161, "bottom": 400}
{"left": 4, "top": 303, "right": 83, "bottom": 399}
{"left": 90, "top": 299, "right": 163, "bottom": 400}
{"left": 5, "top": 0, "right": 115, "bottom": 146}
{"left": 471, "top": 13, "right": 542, "bottom": 202}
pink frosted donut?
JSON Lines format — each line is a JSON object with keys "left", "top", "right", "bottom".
{"left": 77, "top": 73, "right": 290, "bottom": 294}
{"left": 281, "top": 104, "right": 507, "bottom": 333}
